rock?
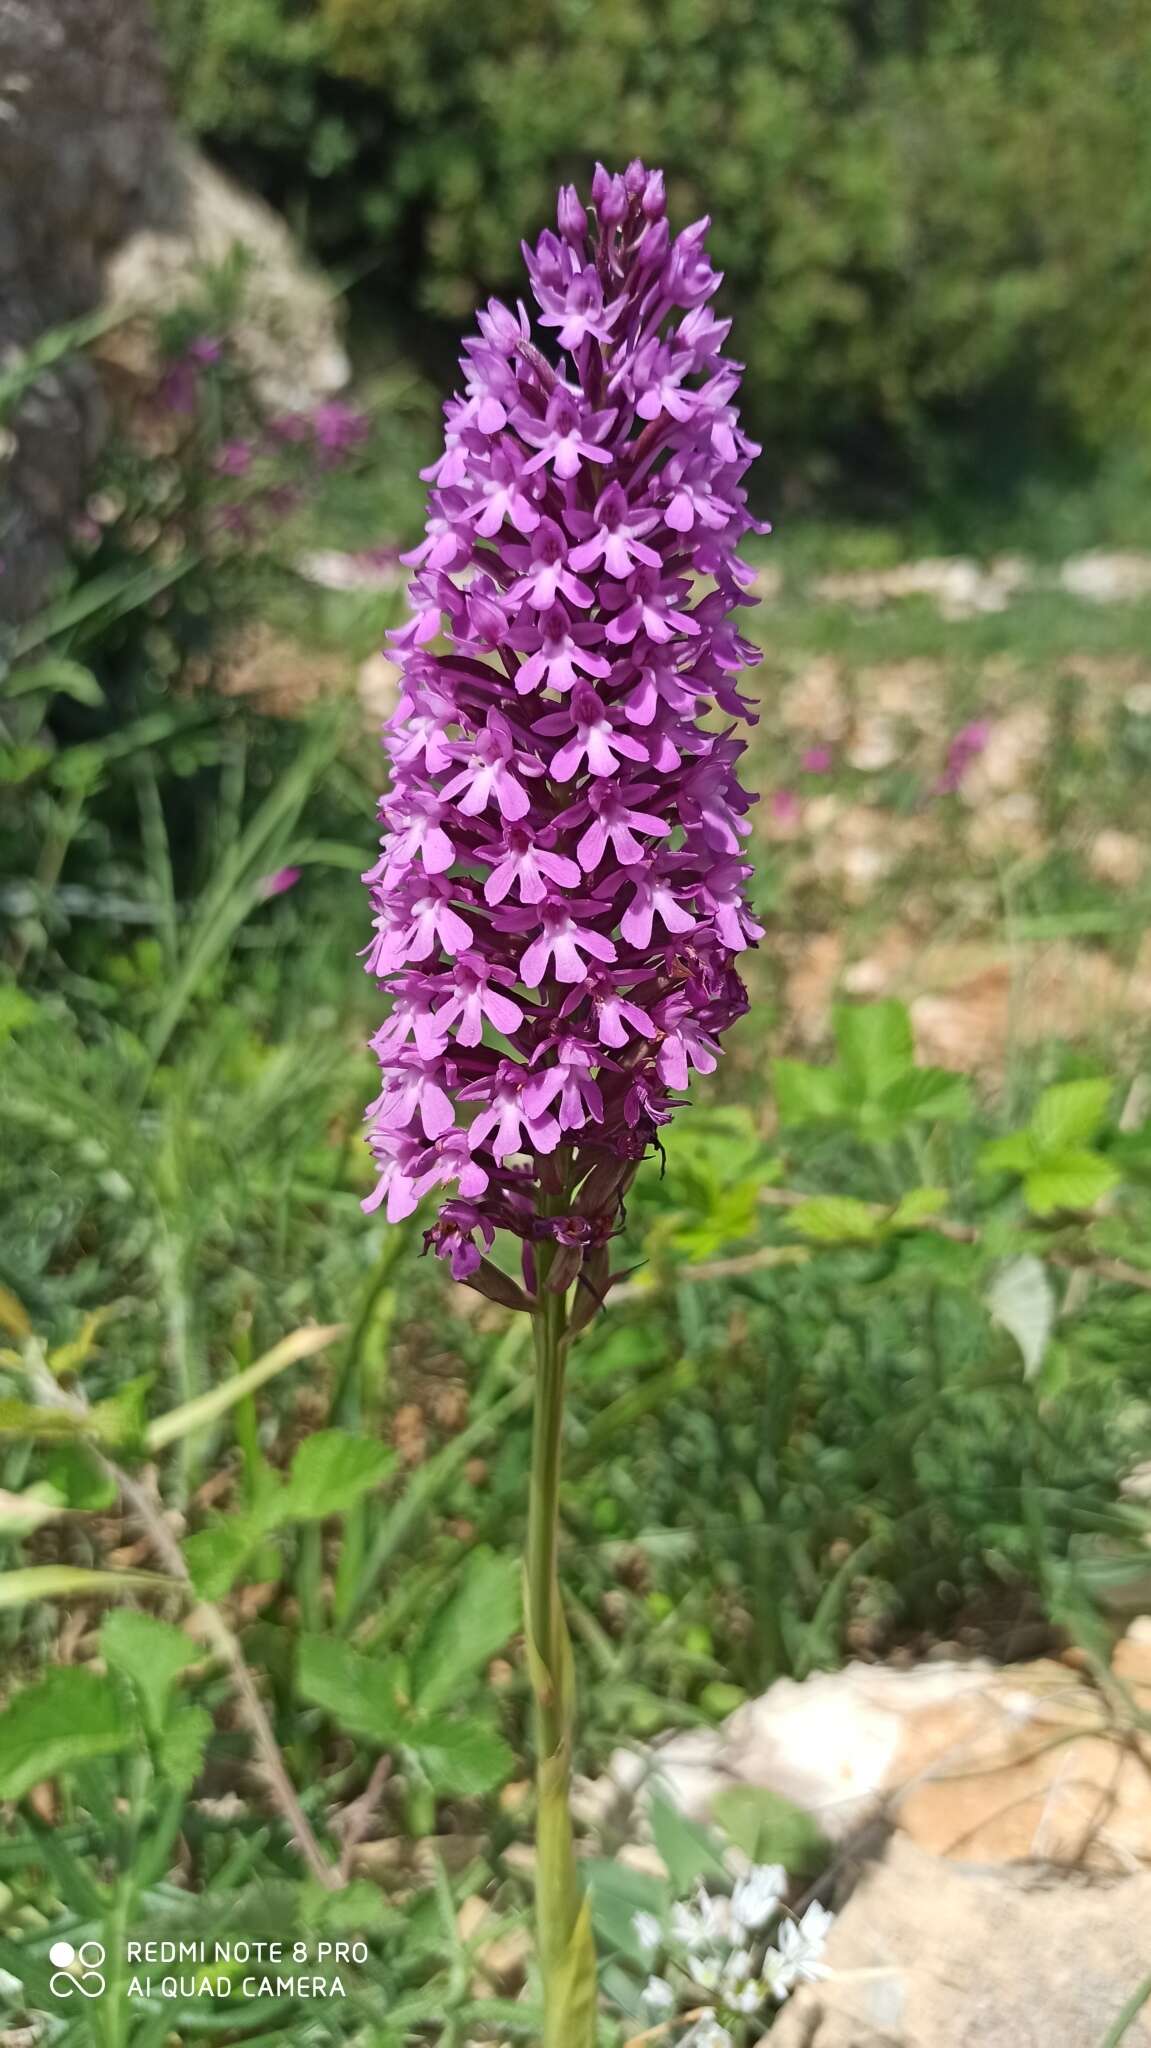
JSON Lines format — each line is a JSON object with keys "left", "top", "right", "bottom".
{"left": 769, "top": 1836, "right": 1151, "bottom": 2048}
{"left": 358, "top": 652, "right": 402, "bottom": 726}
{"left": 585, "top": 1644, "right": 1151, "bottom": 1872}
{"left": 1060, "top": 551, "right": 1151, "bottom": 605}
{"left": 1089, "top": 829, "right": 1147, "bottom": 889}
{"left": 103, "top": 145, "right": 349, "bottom": 411}
{"left": 0, "top": 0, "right": 179, "bottom": 624}
{"left": 812, "top": 557, "right": 1031, "bottom": 620}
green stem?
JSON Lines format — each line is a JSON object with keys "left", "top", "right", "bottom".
{"left": 525, "top": 1267, "right": 596, "bottom": 2046}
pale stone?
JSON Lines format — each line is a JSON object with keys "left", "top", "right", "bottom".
{"left": 769, "top": 1836, "right": 1151, "bottom": 2048}
{"left": 105, "top": 144, "right": 349, "bottom": 410}
{"left": 1060, "top": 551, "right": 1151, "bottom": 604}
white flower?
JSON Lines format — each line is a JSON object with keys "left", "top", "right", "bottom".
{"left": 670, "top": 1886, "right": 731, "bottom": 1955}
{"left": 633, "top": 1910, "right": 663, "bottom": 1956}
{"left": 691, "top": 1950, "right": 723, "bottom": 1993}
{"left": 765, "top": 1900, "right": 835, "bottom": 1999}
{"left": 687, "top": 2012, "right": 734, "bottom": 2048}
{"left": 721, "top": 1945, "right": 768, "bottom": 2014}
{"left": 641, "top": 1974, "right": 675, "bottom": 2015}
{"left": 731, "top": 1861, "right": 787, "bottom": 1932}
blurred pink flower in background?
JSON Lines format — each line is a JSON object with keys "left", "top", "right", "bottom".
{"left": 933, "top": 718, "right": 991, "bottom": 794}
{"left": 257, "top": 866, "right": 302, "bottom": 900}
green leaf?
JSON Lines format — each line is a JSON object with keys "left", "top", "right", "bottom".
{"left": 101, "top": 1609, "right": 199, "bottom": 1733}
{"left": 157, "top": 1703, "right": 213, "bottom": 1791}
{"left": 0, "top": 1285, "right": 31, "bottom": 1338}
{"left": 1024, "top": 1153, "right": 1121, "bottom": 1216}
{"left": 834, "top": 999, "right": 913, "bottom": 1100}
{"left": 41, "top": 1443, "right": 117, "bottom": 1511}
{"left": 297, "top": 1634, "right": 410, "bottom": 1747}
{"left": 0, "top": 1564, "right": 172, "bottom": 1609}
{"left": 547, "top": 1892, "right": 598, "bottom": 2048}
{"left": 787, "top": 1196, "right": 880, "bottom": 1244}
{"left": 771, "top": 1058, "right": 847, "bottom": 1125}
{"left": 712, "top": 1784, "right": 829, "bottom": 1876}
{"left": 147, "top": 1323, "right": 344, "bottom": 1452}
{"left": 978, "top": 1131, "right": 1038, "bottom": 1178}
{"left": 182, "top": 1519, "right": 265, "bottom": 1601}
{"left": 411, "top": 1716, "right": 513, "bottom": 1797}
{"left": 281, "top": 1429, "right": 394, "bottom": 1521}
{"left": 986, "top": 1256, "right": 1055, "bottom": 1379}
{"left": 880, "top": 1067, "right": 971, "bottom": 1124}
{"left": 648, "top": 1791, "right": 728, "bottom": 1892}
{"left": 888, "top": 1187, "right": 951, "bottom": 1230}
{"left": 1031, "top": 1078, "right": 1112, "bottom": 1157}
{"left": 0, "top": 1668, "right": 131, "bottom": 1800}
{"left": 412, "top": 1548, "right": 519, "bottom": 1714}
{"left": 583, "top": 1858, "right": 668, "bottom": 1965}
{"left": 895, "top": 1231, "right": 984, "bottom": 1286}
{"left": 0, "top": 1399, "right": 123, "bottom": 1445}
{"left": 2, "top": 658, "right": 104, "bottom": 707}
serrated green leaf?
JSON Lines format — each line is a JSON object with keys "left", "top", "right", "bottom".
{"left": 297, "top": 1634, "right": 411, "bottom": 1747}
{"left": 787, "top": 1196, "right": 880, "bottom": 1244}
{"left": 157, "top": 1703, "right": 213, "bottom": 1791}
{"left": 0, "top": 1668, "right": 131, "bottom": 1800}
{"left": 182, "top": 1519, "right": 264, "bottom": 1601}
{"left": 1031, "top": 1078, "right": 1112, "bottom": 1157}
{"left": 101, "top": 1608, "right": 200, "bottom": 1733}
{"left": 41, "top": 1442, "right": 118, "bottom": 1510}
{"left": 987, "top": 1256, "right": 1055, "bottom": 1378}
{"left": 880, "top": 1067, "right": 972, "bottom": 1123}
{"left": 771, "top": 1058, "right": 847, "bottom": 1125}
{"left": 411, "top": 1716, "right": 513, "bottom": 1797}
{"left": 1024, "top": 1153, "right": 1121, "bottom": 1216}
{"left": 834, "top": 999, "right": 913, "bottom": 1099}
{"left": 412, "top": 1548, "right": 519, "bottom": 1714}
{"left": 712, "top": 1784, "right": 829, "bottom": 1875}
{"left": 978, "top": 1131, "right": 1037, "bottom": 1177}
{"left": 281, "top": 1429, "right": 394, "bottom": 1521}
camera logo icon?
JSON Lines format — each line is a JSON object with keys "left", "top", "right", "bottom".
{"left": 48, "top": 1940, "right": 107, "bottom": 1998}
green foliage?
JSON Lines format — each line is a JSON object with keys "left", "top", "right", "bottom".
{"left": 298, "top": 1547, "right": 518, "bottom": 1794}
{"left": 153, "top": 0, "right": 1151, "bottom": 490}
{"left": 774, "top": 999, "right": 971, "bottom": 1142}
{"left": 980, "top": 1077, "right": 1121, "bottom": 1214}
{"left": 0, "top": 1667, "right": 131, "bottom": 1800}
{"left": 712, "top": 1784, "right": 829, "bottom": 1877}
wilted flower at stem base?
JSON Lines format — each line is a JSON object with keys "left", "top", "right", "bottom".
{"left": 362, "top": 160, "right": 765, "bottom": 1305}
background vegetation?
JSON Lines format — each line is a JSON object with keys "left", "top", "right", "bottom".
{"left": 155, "top": 0, "right": 1151, "bottom": 524}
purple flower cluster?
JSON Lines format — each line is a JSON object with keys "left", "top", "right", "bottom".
{"left": 362, "top": 162, "right": 764, "bottom": 1303}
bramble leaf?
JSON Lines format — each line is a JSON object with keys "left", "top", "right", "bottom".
{"left": 0, "top": 1668, "right": 131, "bottom": 1800}
{"left": 1031, "top": 1078, "right": 1112, "bottom": 1157}
{"left": 281, "top": 1429, "right": 395, "bottom": 1520}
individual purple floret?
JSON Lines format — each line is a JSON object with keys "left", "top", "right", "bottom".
{"left": 362, "top": 160, "right": 765, "bottom": 1314}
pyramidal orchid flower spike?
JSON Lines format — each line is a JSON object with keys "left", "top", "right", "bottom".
{"left": 362, "top": 159, "right": 763, "bottom": 2048}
